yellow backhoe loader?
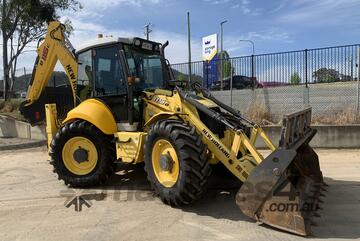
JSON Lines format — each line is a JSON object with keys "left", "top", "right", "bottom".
{"left": 20, "top": 21, "right": 326, "bottom": 236}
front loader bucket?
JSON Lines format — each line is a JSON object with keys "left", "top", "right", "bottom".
{"left": 236, "top": 108, "right": 326, "bottom": 236}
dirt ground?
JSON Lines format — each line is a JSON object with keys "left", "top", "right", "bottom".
{"left": 0, "top": 147, "right": 359, "bottom": 241}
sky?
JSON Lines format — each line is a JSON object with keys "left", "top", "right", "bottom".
{"left": 4, "top": 0, "right": 360, "bottom": 72}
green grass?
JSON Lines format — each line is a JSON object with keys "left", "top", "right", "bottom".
{"left": 0, "top": 98, "right": 26, "bottom": 121}
{"left": 0, "top": 98, "right": 23, "bottom": 110}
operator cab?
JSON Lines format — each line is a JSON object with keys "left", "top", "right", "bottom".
{"left": 76, "top": 37, "right": 172, "bottom": 131}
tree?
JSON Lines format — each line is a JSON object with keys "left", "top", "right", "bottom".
{"left": 290, "top": 72, "right": 301, "bottom": 85}
{"left": 177, "top": 73, "right": 187, "bottom": 82}
{"left": 1, "top": 0, "right": 81, "bottom": 100}
{"left": 340, "top": 74, "right": 352, "bottom": 81}
{"left": 172, "top": 68, "right": 203, "bottom": 86}
{"left": 218, "top": 50, "right": 234, "bottom": 79}
{"left": 312, "top": 68, "right": 340, "bottom": 83}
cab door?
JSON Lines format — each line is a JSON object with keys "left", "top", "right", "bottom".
{"left": 92, "top": 45, "right": 130, "bottom": 124}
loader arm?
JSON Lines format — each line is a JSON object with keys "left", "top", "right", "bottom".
{"left": 177, "top": 88, "right": 275, "bottom": 182}
{"left": 20, "top": 21, "right": 78, "bottom": 125}
{"left": 176, "top": 88, "right": 324, "bottom": 236}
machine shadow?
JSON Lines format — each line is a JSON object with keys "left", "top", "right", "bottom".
{"left": 91, "top": 164, "right": 360, "bottom": 239}
{"left": 184, "top": 175, "right": 360, "bottom": 240}
{"left": 181, "top": 164, "right": 251, "bottom": 222}
{"left": 310, "top": 177, "right": 360, "bottom": 239}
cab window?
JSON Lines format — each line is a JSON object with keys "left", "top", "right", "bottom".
{"left": 124, "top": 46, "right": 165, "bottom": 90}
{"left": 77, "top": 50, "right": 93, "bottom": 100}
{"left": 94, "top": 46, "right": 126, "bottom": 96}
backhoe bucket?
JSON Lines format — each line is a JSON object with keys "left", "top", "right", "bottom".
{"left": 236, "top": 108, "right": 325, "bottom": 236}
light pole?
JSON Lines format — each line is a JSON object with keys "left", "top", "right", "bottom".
{"left": 220, "top": 20, "right": 227, "bottom": 90}
{"left": 239, "top": 39, "right": 255, "bottom": 55}
{"left": 187, "top": 12, "right": 192, "bottom": 88}
{"left": 239, "top": 40, "right": 256, "bottom": 87}
{"left": 220, "top": 20, "right": 227, "bottom": 53}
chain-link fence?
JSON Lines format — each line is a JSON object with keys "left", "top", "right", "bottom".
{"left": 0, "top": 68, "right": 33, "bottom": 98}
{"left": 1, "top": 45, "right": 359, "bottom": 123}
{"left": 171, "top": 44, "right": 360, "bottom": 123}
{"left": 0, "top": 68, "right": 67, "bottom": 98}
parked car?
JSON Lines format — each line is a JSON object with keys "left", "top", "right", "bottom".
{"left": 209, "top": 75, "right": 262, "bottom": 90}
{"left": 259, "top": 81, "right": 289, "bottom": 88}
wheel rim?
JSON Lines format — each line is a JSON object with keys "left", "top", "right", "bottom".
{"left": 151, "top": 139, "right": 179, "bottom": 188}
{"left": 62, "top": 136, "right": 98, "bottom": 176}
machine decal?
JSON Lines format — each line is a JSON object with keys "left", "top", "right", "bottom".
{"left": 66, "top": 64, "right": 77, "bottom": 91}
{"left": 202, "top": 129, "right": 231, "bottom": 158}
{"left": 152, "top": 96, "right": 169, "bottom": 107}
{"left": 40, "top": 44, "right": 50, "bottom": 66}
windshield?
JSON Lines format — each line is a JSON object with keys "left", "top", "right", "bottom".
{"left": 124, "top": 46, "right": 167, "bottom": 90}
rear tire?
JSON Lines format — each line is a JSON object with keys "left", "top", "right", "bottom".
{"left": 144, "top": 119, "right": 211, "bottom": 206}
{"left": 50, "top": 120, "right": 115, "bottom": 188}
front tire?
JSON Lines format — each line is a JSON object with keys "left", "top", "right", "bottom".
{"left": 144, "top": 119, "right": 211, "bottom": 206}
{"left": 50, "top": 120, "right": 115, "bottom": 188}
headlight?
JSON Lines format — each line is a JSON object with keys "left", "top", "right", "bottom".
{"left": 134, "top": 39, "right": 141, "bottom": 47}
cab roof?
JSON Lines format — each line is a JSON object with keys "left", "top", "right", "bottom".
{"left": 75, "top": 36, "right": 162, "bottom": 54}
{"left": 76, "top": 37, "right": 134, "bottom": 53}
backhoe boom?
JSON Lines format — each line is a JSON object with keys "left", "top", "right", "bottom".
{"left": 20, "top": 21, "right": 78, "bottom": 125}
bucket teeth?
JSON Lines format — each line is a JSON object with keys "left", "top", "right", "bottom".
{"left": 313, "top": 212, "right": 321, "bottom": 218}
{"left": 311, "top": 189, "right": 319, "bottom": 194}
{"left": 322, "top": 181, "right": 329, "bottom": 187}
{"left": 308, "top": 194, "right": 320, "bottom": 200}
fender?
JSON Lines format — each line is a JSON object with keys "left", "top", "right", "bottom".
{"left": 63, "top": 99, "right": 117, "bottom": 135}
{"left": 144, "top": 112, "right": 181, "bottom": 127}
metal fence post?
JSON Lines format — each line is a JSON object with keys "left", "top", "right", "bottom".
{"left": 303, "top": 49, "right": 310, "bottom": 107}
{"left": 251, "top": 54, "right": 255, "bottom": 90}
{"left": 304, "top": 49, "right": 308, "bottom": 87}
{"left": 303, "top": 85, "right": 310, "bottom": 107}
{"left": 230, "top": 64, "right": 233, "bottom": 107}
{"left": 357, "top": 47, "right": 360, "bottom": 114}
{"left": 204, "top": 61, "right": 208, "bottom": 88}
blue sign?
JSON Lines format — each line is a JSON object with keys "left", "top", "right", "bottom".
{"left": 203, "top": 54, "right": 218, "bottom": 88}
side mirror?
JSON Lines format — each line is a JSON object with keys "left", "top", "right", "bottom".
{"left": 127, "top": 76, "right": 141, "bottom": 85}
{"left": 127, "top": 76, "right": 135, "bottom": 86}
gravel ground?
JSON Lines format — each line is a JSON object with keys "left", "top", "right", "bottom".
{"left": 0, "top": 137, "right": 46, "bottom": 150}
{"left": 0, "top": 147, "right": 359, "bottom": 241}
{"left": 0, "top": 137, "right": 32, "bottom": 145}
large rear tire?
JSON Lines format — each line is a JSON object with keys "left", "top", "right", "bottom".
{"left": 144, "top": 119, "right": 211, "bottom": 206}
{"left": 50, "top": 120, "right": 115, "bottom": 188}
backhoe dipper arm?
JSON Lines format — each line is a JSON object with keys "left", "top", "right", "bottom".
{"left": 20, "top": 21, "right": 78, "bottom": 125}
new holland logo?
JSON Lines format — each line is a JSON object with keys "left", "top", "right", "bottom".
{"left": 202, "top": 129, "right": 231, "bottom": 158}
{"left": 66, "top": 64, "right": 77, "bottom": 92}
